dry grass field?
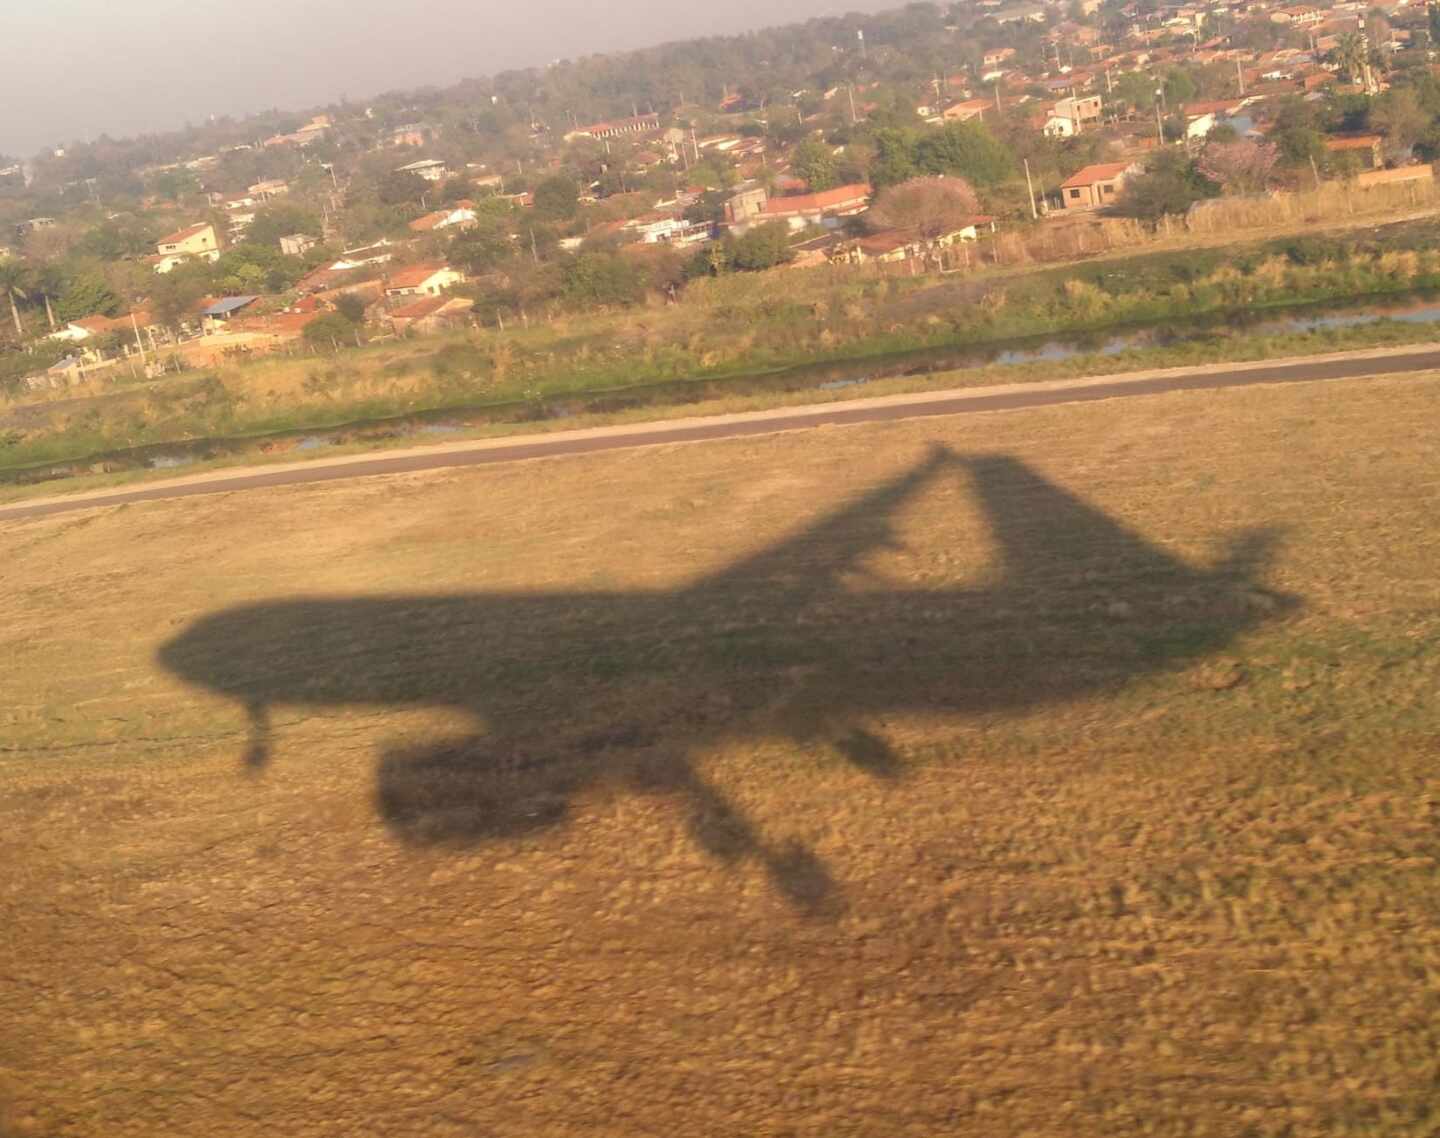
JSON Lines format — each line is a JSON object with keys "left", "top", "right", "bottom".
{"left": 2, "top": 374, "right": 1439, "bottom": 1137}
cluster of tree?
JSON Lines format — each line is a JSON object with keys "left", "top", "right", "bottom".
{"left": 866, "top": 120, "right": 1016, "bottom": 191}
{"left": 685, "top": 221, "right": 797, "bottom": 278}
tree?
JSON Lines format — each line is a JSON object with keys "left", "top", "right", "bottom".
{"left": 1116, "top": 151, "right": 1219, "bottom": 221}
{"left": 0, "top": 259, "right": 30, "bottom": 339}
{"left": 1197, "top": 140, "right": 1280, "bottom": 195}
{"left": 438, "top": 177, "right": 475, "bottom": 204}
{"left": 683, "top": 189, "right": 729, "bottom": 226}
{"left": 533, "top": 175, "right": 580, "bottom": 222}
{"left": 333, "top": 292, "right": 368, "bottom": 324}
{"left": 303, "top": 311, "right": 361, "bottom": 349}
{"left": 791, "top": 139, "right": 839, "bottom": 191}
{"left": 868, "top": 127, "right": 919, "bottom": 190}
{"left": 1161, "top": 67, "right": 1198, "bottom": 108}
{"left": 1331, "top": 32, "right": 1368, "bottom": 87}
{"left": 75, "top": 219, "right": 156, "bottom": 260}
{"left": 867, "top": 175, "right": 980, "bottom": 237}
{"left": 913, "top": 121, "right": 1015, "bottom": 187}
{"left": 378, "top": 170, "right": 429, "bottom": 206}
{"left": 1371, "top": 87, "right": 1429, "bottom": 159}
{"left": 728, "top": 221, "right": 795, "bottom": 271}
{"left": 246, "top": 203, "right": 323, "bottom": 248}
{"left": 450, "top": 217, "right": 516, "bottom": 276}
{"left": 55, "top": 273, "right": 122, "bottom": 323}
{"left": 561, "top": 250, "right": 648, "bottom": 306}
{"left": 149, "top": 266, "right": 211, "bottom": 333}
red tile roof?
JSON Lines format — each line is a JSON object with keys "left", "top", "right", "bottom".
{"left": 158, "top": 222, "right": 212, "bottom": 246}
{"left": 1060, "top": 162, "right": 1135, "bottom": 189}
{"left": 385, "top": 263, "right": 453, "bottom": 290}
{"left": 761, "top": 183, "right": 872, "bottom": 215}
{"left": 390, "top": 296, "right": 449, "bottom": 320}
{"left": 1324, "top": 134, "right": 1382, "bottom": 151}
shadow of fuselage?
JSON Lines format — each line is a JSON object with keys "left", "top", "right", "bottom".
{"left": 158, "top": 448, "right": 1298, "bottom": 911}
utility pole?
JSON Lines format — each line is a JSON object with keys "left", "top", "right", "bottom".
{"left": 1236, "top": 58, "right": 1245, "bottom": 96}
{"left": 848, "top": 84, "right": 859, "bottom": 125}
{"left": 994, "top": 81, "right": 1003, "bottom": 114}
{"left": 1155, "top": 95, "right": 1165, "bottom": 146}
{"left": 130, "top": 311, "right": 148, "bottom": 371}
{"left": 530, "top": 229, "right": 539, "bottom": 265}
{"left": 1023, "top": 158, "right": 1038, "bottom": 220}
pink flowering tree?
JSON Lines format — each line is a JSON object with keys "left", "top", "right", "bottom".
{"left": 1197, "top": 140, "right": 1281, "bottom": 196}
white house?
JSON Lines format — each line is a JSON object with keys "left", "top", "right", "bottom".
{"left": 383, "top": 263, "right": 465, "bottom": 298}
{"left": 397, "top": 159, "right": 449, "bottom": 183}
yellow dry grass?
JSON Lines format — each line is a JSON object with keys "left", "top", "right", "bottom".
{"left": 2, "top": 375, "right": 1439, "bottom": 1137}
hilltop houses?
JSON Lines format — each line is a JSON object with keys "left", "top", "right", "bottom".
{"left": 150, "top": 223, "right": 221, "bottom": 273}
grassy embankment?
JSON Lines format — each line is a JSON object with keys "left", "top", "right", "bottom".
{"left": 6, "top": 222, "right": 1440, "bottom": 482}
{"left": 2, "top": 373, "right": 1438, "bottom": 1137}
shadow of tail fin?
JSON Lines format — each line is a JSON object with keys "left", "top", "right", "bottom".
{"left": 1211, "top": 526, "right": 1284, "bottom": 582}
{"left": 1210, "top": 526, "right": 1299, "bottom": 613}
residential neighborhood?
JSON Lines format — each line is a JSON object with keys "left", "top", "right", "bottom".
{"left": 5, "top": 0, "right": 1440, "bottom": 392}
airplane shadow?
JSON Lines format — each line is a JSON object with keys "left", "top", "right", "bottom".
{"left": 157, "top": 447, "right": 1299, "bottom": 914}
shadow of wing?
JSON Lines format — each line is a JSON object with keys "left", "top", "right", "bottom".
{"left": 965, "top": 454, "right": 1197, "bottom": 594}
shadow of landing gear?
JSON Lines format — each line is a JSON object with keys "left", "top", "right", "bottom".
{"left": 377, "top": 735, "right": 842, "bottom": 915}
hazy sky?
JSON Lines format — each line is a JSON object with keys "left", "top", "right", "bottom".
{"left": 3, "top": 0, "right": 897, "bottom": 156}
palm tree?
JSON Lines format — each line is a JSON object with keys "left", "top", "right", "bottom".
{"left": 0, "top": 259, "right": 30, "bottom": 340}
{"left": 33, "top": 262, "right": 65, "bottom": 330}
{"left": 1332, "top": 32, "right": 1367, "bottom": 87}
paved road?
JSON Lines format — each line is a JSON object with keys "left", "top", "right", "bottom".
{"left": 4, "top": 347, "right": 1439, "bottom": 522}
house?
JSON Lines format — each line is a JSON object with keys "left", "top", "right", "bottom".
{"left": 753, "top": 183, "right": 872, "bottom": 231}
{"left": 263, "top": 115, "right": 331, "bottom": 148}
{"left": 248, "top": 179, "right": 289, "bottom": 201}
{"left": 723, "top": 184, "right": 771, "bottom": 224}
{"left": 397, "top": 159, "right": 450, "bottom": 183}
{"left": 1045, "top": 94, "right": 1104, "bottom": 136}
{"left": 851, "top": 230, "right": 928, "bottom": 264}
{"left": 564, "top": 112, "right": 662, "bottom": 142}
{"left": 1271, "top": 5, "right": 1324, "bottom": 24}
{"left": 846, "top": 217, "right": 997, "bottom": 264}
{"left": 153, "top": 223, "right": 221, "bottom": 272}
{"left": 388, "top": 294, "right": 475, "bottom": 335}
{"left": 1186, "top": 112, "right": 1218, "bottom": 139}
{"left": 157, "top": 222, "right": 219, "bottom": 258}
{"left": 47, "top": 311, "right": 156, "bottom": 355}
{"left": 992, "top": 3, "right": 1047, "bottom": 23}
{"left": 622, "top": 214, "right": 711, "bottom": 246}
{"left": 1058, "top": 162, "right": 1140, "bottom": 210}
{"left": 1325, "top": 134, "right": 1384, "bottom": 168}
{"left": 199, "top": 295, "right": 261, "bottom": 334}
{"left": 1054, "top": 95, "right": 1103, "bottom": 128}
{"left": 280, "top": 233, "right": 318, "bottom": 256}
{"left": 15, "top": 217, "right": 56, "bottom": 237}
{"left": 983, "top": 47, "right": 1017, "bottom": 68}
{"left": 409, "top": 203, "right": 479, "bottom": 233}
{"left": 943, "top": 98, "right": 992, "bottom": 123}
{"left": 388, "top": 124, "right": 429, "bottom": 148}
{"left": 329, "top": 240, "right": 396, "bottom": 270}
{"left": 383, "top": 263, "right": 465, "bottom": 298}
